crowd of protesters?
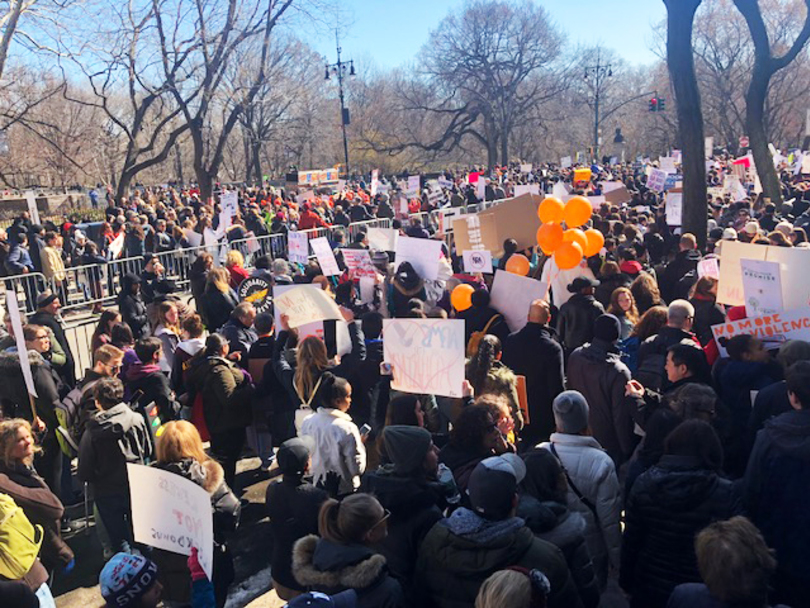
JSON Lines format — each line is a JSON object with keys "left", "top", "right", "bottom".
{"left": 0, "top": 154, "right": 809, "bottom": 608}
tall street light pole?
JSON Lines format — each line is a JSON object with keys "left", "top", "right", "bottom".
{"left": 584, "top": 50, "right": 612, "bottom": 162}
{"left": 325, "top": 30, "right": 355, "bottom": 178}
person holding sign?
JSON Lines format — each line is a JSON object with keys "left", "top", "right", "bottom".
{"left": 152, "top": 420, "right": 240, "bottom": 608}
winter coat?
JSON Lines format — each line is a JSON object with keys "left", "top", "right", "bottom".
{"left": 621, "top": 455, "right": 742, "bottom": 608}
{"left": 299, "top": 407, "right": 366, "bottom": 495}
{"left": 748, "top": 380, "right": 791, "bottom": 445}
{"left": 5, "top": 242, "right": 33, "bottom": 274}
{"left": 361, "top": 469, "right": 444, "bottom": 599}
{"left": 744, "top": 409, "right": 810, "bottom": 604}
{"left": 457, "top": 305, "right": 510, "bottom": 346}
{"left": 502, "top": 323, "right": 565, "bottom": 443}
{"left": 558, "top": 294, "right": 605, "bottom": 355}
{"left": 438, "top": 442, "right": 491, "bottom": 496}
{"left": 661, "top": 249, "right": 701, "bottom": 303}
{"left": 202, "top": 287, "right": 239, "bottom": 332}
{"left": 266, "top": 477, "right": 329, "bottom": 591}
{"left": 567, "top": 339, "right": 635, "bottom": 466}
{"left": 636, "top": 326, "right": 703, "bottom": 392}
{"left": 189, "top": 267, "right": 209, "bottom": 320}
{"left": 667, "top": 582, "right": 790, "bottom": 608}
{"left": 186, "top": 356, "right": 253, "bottom": 435}
{"left": 688, "top": 296, "right": 725, "bottom": 347}
{"left": 517, "top": 497, "right": 600, "bottom": 607}
{"left": 41, "top": 246, "right": 65, "bottom": 281}
{"left": 77, "top": 402, "right": 151, "bottom": 497}
{"left": 117, "top": 281, "right": 149, "bottom": 340}
{"left": 28, "top": 310, "right": 74, "bottom": 386}
{"left": 154, "top": 324, "right": 179, "bottom": 374}
{"left": 125, "top": 361, "right": 179, "bottom": 422}
{"left": 0, "top": 349, "right": 60, "bottom": 430}
{"left": 0, "top": 461, "right": 73, "bottom": 571}
{"left": 346, "top": 338, "right": 387, "bottom": 428}
{"left": 219, "top": 317, "right": 258, "bottom": 365}
{"left": 415, "top": 508, "right": 584, "bottom": 608}
{"left": 170, "top": 338, "right": 205, "bottom": 395}
{"left": 152, "top": 458, "right": 240, "bottom": 605}
{"left": 539, "top": 434, "right": 622, "bottom": 586}
{"left": 292, "top": 536, "right": 404, "bottom": 608}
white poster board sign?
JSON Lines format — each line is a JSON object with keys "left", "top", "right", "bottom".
{"left": 108, "top": 232, "right": 126, "bottom": 258}
{"left": 741, "top": 259, "right": 784, "bottom": 316}
{"left": 476, "top": 177, "right": 486, "bottom": 201}
{"left": 24, "top": 191, "right": 40, "bottom": 225}
{"left": 665, "top": 192, "right": 683, "bottom": 226}
{"left": 395, "top": 236, "right": 443, "bottom": 281}
{"left": 367, "top": 228, "right": 397, "bottom": 252}
{"left": 220, "top": 191, "right": 238, "bottom": 217}
{"left": 647, "top": 169, "right": 667, "bottom": 192}
{"left": 341, "top": 248, "right": 378, "bottom": 278}
{"left": 273, "top": 284, "right": 343, "bottom": 328}
{"left": 288, "top": 231, "right": 309, "bottom": 264}
{"left": 127, "top": 464, "right": 214, "bottom": 580}
{"left": 513, "top": 184, "right": 540, "bottom": 197}
{"left": 489, "top": 270, "right": 548, "bottom": 333}
{"left": 383, "top": 319, "right": 465, "bottom": 398}
{"left": 370, "top": 169, "right": 379, "bottom": 197}
{"left": 697, "top": 257, "right": 720, "bottom": 280}
{"left": 560, "top": 156, "right": 572, "bottom": 169}
{"left": 310, "top": 237, "right": 340, "bottom": 276}
{"left": 712, "top": 308, "right": 810, "bottom": 356}
{"left": 462, "top": 249, "right": 493, "bottom": 274}
{"left": 406, "top": 175, "right": 420, "bottom": 198}
{"left": 520, "top": 164, "right": 533, "bottom": 174}
{"left": 659, "top": 157, "right": 677, "bottom": 174}
{"left": 6, "top": 290, "right": 36, "bottom": 398}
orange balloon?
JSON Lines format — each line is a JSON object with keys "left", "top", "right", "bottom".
{"left": 505, "top": 253, "right": 530, "bottom": 276}
{"left": 584, "top": 229, "right": 605, "bottom": 257}
{"left": 451, "top": 284, "right": 474, "bottom": 312}
{"left": 536, "top": 222, "right": 564, "bottom": 253}
{"left": 563, "top": 196, "right": 593, "bottom": 228}
{"left": 537, "top": 197, "right": 565, "bottom": 223}
{"left": 554, "top": 241, "right": 583, "bottom": 270}
{"left": 563, "top": 228, "right": 588, "bottom": 252}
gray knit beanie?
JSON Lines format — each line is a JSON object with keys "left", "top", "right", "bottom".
{"left": 552, "top": 390, "right": 590, "bottom": 434}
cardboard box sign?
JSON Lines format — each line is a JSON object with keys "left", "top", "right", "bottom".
{"left": 603, "top": 185, "right": 632, "bottom": 205}
{"left": 451, "top": 193, "right": 543, "bottom": 258}
{"left": 573, "top": 168, "right": 592, "bottom": 184}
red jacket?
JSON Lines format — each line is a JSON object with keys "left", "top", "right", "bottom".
{"left": 298, "top": 210, "right": 329, "bottom": 230}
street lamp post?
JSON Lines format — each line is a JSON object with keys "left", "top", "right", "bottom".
{"left": 325, "top": 30, "right": 355, "bottom": 178}
{"left": 584, "top": 50, "right": 612, "bottom": 163}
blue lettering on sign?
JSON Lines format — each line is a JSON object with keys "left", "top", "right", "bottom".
{"left": 664, "top": 174, "right": 682, "bottom": 190}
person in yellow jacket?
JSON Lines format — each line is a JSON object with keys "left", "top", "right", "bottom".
{"left": 41, "top": 231, "right": 66, "bottom": 303}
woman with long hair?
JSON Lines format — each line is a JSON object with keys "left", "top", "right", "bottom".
{"left": 619, "top": 305, "right": 668, "bottom": 374}
{"left": 688, "top": 275, "right": 726, "bottom": 347}
{"left": 154, "top": 301, "right": 181, "bottom": 373}
{"left": 91, "top": 309, "right": 122, "bottom": 353}
{"left": 153, "top": 420, "right": 240, "bottom": 608}
{"left": 465, "top": 335, "right": 522, "bottom": 433}
{"left": 225, "top": 250, "right": 249, "bottom": 290}
{"left": 630, "top": 272, "right": 664, "bottom": 315}
{"left": 292, "top": 493, "right": 404, "bottom": 607}
{"left": 189, "top": 251, "right": 214, "bottom": 319}
{"left": 202, "top": 267, "right": 239, "bottom": 331}
{"left": 607, "top": 287, "right": 639, "bottom": 341}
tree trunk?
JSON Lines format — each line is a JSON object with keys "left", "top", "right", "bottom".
{"left": 746, "top": 71, "right": 782, "bottom": 204}
{"left": 116, "top": 172, "right": 133, "bottom": 202}
{"left": 665, "top": 0, "right": 708, "bottom": 249}
{"left": 196, "top": 166, "right": 215, "bottom": 204}
{"left": 252, "top": 141, "right": 262, "bottom": 185}
{"left": 500, "top": 123, "right": 509, "bottom": 167}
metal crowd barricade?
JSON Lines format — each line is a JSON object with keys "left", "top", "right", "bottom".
{"left": 1, "top": 271, "right": 50, "bottom": 313}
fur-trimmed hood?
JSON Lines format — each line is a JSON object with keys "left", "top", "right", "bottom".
{"left": 292, "top": 535, "right": 388, "bottom": 592}
{"left": 0, "top": 348, "right": 45, "bottom": 369}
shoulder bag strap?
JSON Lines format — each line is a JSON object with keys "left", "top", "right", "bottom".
{"left": 549, "top": 442, "right": 601, "bottom": 526}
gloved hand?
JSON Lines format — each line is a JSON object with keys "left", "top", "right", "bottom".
{"left": 62, "top": 558, "right": 75, "bottom": 574}
{"left": 187, "top": 547, "right": 206, "bottom": 582}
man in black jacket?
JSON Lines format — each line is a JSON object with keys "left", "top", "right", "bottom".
{"left": 558, "top": 276, "right": 604, "bottom": 358}
{"left": 219, "top": 302, "right": 258, "bottom": 367}
{"left": 457, "top": 288, "right": 510, "bottom": 346}
{"left": 502, "top": 299, "right": 564, "bottom": 445}
{"left": 29, "top": 290, "right": 75, "bottom": 388}
{"left": 660, "top": 233, "right": 701, "bottom": 303}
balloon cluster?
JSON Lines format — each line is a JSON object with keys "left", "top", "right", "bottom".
{"left": 535, "top": 196, "right": 603, "bottom": 270}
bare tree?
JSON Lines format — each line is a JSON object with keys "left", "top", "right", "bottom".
{"left": 733, "top": 0, "right": 810, "bottom": 204}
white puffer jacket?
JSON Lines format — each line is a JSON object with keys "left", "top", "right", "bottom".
{"left": 538, "top": 433, "right": 622, "bottom": 586}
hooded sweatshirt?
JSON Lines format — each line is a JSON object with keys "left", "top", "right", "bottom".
{"left": 77, "top": 402, "right": 152, "bottom": 497}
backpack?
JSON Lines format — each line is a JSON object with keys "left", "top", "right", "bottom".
{"left": 466, "top": 314, "right": 502, "bottom": 357}
{"left": 0, "top": 493, "right": 44, "bottom": 580}
{"left": 55, "top": 379, "right": 100, "bottom": 457}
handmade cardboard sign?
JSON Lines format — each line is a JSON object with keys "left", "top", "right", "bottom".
{"left": 273, "top": 285, "right": 343, "bottom": 328}
{"left": 395, "top": 236, "right": 443, "bottom": 281}
{"left": 741, "top": 259, "right": 783, "bottom": 316}
{"left": 462, "top": 249, "right": 493, "bottom": 274}
{"left": 288, "top": 231, "right": 309, "bottom": 264}
{"left": 310, "top": 237, "right": 340, "bottom": 276}
{"left": 490, "top": 270, "right": 548, "bottom": 333}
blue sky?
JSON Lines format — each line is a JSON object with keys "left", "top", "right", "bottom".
{"left": 306, "top": 0, "right": 666, "bottom": 70}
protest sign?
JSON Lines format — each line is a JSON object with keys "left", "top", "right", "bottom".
{"left": 367, "top": 227, "right": 397, "bottom": 252}
{"left": 705, "top": 137, "right": 714, "bottom": 159}
{"left": 24, "top": 191, "right": 40, "bottom": 225}
{"left": 647, "top": 169, "right": 667, "bottom": 192}
{"left": 406, "top": 175, "right": 420, "bottom": 198}
{"left": 664, "top": 174, "right": 683, "bottom": 190}
{"left": 238, "top": 276, "right": 272, "bottom": 314}
{"left": 476, "top": 177, "right": 486, "bottom": 201}
{"left": 246, "top": 234, "right": 261, "bottom": 254}
{"left": 296, "top": 190, "right": 315, "bottom": 204}
{"left": 437, "top": 208, "right": 466, "bottom": 237}
{"left": 588, "top": 195, "right": 606, "bottom": 208}
{"left": 490, "top": 270, "right": 548, "bottom": 333}
{"left": 712, "top": 308, "right": 810, "bottom": 356}
{"left": 451, "top": 193, "right": 542, "bottom": 258}
{"left": 560, "top": 156, "right": 572, "bottom": 169}
{"left": 520, "top": 163, "right": 533, "bottom": 174}
{"left": 462, "top": 249, "right": 493, "bottom": 274}
{"left": 697, "top": 257, "right": 720, "bottom": 280}
{"left": 288, "top": 231, "right": 309, "bottom": 264}
{"left": 6, "top": 290, "right": 36, "bottom": 398}
{"left": 342, "top": 248, "right": 378, "bottom": 278}
{"left": 438, "top": 176, "right": 454, "bottom": 189}
{"left": 220, "top": 191, "right": 238, "bottom": 217}
{"left": 383, "top": 319, "right": 465, "bottom": 398}
{"left": 601, "top": 182, "right": 624, "bottom": 193}
{"left": 514, "top": 184, "right": 540, "bottom": 197}
{"left": 427, "top": 187, "right": 444, "bottom": 207}
{"left": 741, "top": 259, "right": 784, "bottom": 316}
{"left": 310, "top": 237, "right": 340, "bottom": 276}
{"left": 665, "top": 191, "right": 683, "bottom": 226}
{"left": 108, "top": 232, "right": 125, "bottom": 258}
{"left": 127, "top": 463, "right": 214, "bottom": 579}
{"left": 274, "top": 284, "right": 343, "bottom": 328}
{"left": 659, "top": 157, "right": 677, "bottom": 174}
{"left": 370, "top": 170, "right": 379, "bottom": 197}
{"left": 203, "top": 228, "right": 219, "bottom": 247}
{"left": 552, "top": 181, "right": 569, "bottom": 200}
{"left": 395, "top": 235, "right": 443, "bottom": 281}
{"left": 603, "top": 185, "right": 632, "bottom": 205}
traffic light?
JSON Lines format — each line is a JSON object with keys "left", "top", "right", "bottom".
{"left": 658, "top": 97, "right": 666, "bottom": 111}
{"left": 649, "top": 97, "right": 658, "bottom": 112}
